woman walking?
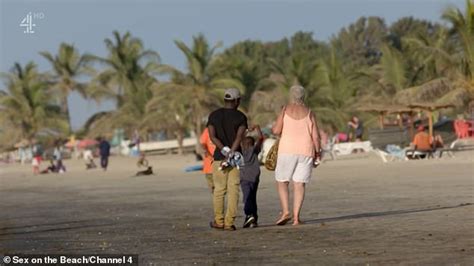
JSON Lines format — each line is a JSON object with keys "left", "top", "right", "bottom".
{"left": 272, "top": 85, "right": 321, "bottom": 225}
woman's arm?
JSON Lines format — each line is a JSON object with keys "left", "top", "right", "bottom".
{"left": 272, "top": 106, "right": 286, "bottom": 135}
{"left": 310, "top": 111, "right": 322, "bottom": 154}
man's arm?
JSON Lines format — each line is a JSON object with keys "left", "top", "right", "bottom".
{"left": 231, "top": 125, "right": 247, "bottom": 153}
{"left": 208, "top": 125, "right": 225, "bottom": 152}
{"left": 412, "top": 135, "right": 418, "bottom": 150}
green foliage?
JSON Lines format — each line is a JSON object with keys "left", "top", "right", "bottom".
{"left": 85, "top": 31, "right": 161, "bottom": 136}
{"left": 40, "top": 43, "right": 91, "bottom": 133}
{"left": 442, "top": 0, "right": 474, "bottom": 80}
{"left": 155, "top": 34, "right": 244, "bottom": 142}
{"left": 2, "top": 2, "right": 473, "bottom": 149}
{"left": 0, "top": 62, "right": 68, "bottom": 143}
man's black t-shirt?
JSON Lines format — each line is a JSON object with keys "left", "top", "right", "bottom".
{"left": 207, "top": 108, "right": 248, "bottom": 161}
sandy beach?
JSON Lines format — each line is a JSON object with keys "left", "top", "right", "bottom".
{"left": 1, "top": 152, "right": 473, "bottom": 265}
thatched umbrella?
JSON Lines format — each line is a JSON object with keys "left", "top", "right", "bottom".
{"left": 407, "top": 103, "right": 455, "bottom": 138}
{"left": 357, "top": 105, "right": 390, "bottom": 129}
{"left": 396, "top": 78, "right": 473, "bottom": 108}
{"left": 13, "top": 139, "right": 30, "bottom": 148}
{"left": 395, "top": 78, "right": 454, "bottom": 104}
{"left": 386, "top": 105, "right": 417, "bottom": 138}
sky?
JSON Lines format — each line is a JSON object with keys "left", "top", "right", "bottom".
{"left": 0, "top": 0, "right": 466, "bottom": 130}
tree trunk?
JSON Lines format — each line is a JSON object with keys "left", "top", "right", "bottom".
{"left": 427, "top": 110, "right": 433, "bottom": 139}
{"left": 175, "top": 130, "right": 184, "bottom": 155}
{"left": 378, "top": 112, "right": 385, "bottom": 129}
{"left": 194, "top": 115, "right": 203, "bottom": 154}
{"left": 61, "top": 92, "right": 72, "bottom": 134}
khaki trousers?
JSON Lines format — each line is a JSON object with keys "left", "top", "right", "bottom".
{"left": 212, "top": 161, "right": 240, "bottom": 226}
{"left": 205, "top": 173, "right": 214, "bottom": 192}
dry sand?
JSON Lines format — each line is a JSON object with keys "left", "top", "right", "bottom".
{"left": 1, "top": 152, "right": 473, "bottom": 265}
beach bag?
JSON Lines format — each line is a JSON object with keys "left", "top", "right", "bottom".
{"left": 264, "top": 140, "right": 279, "bottom": 171}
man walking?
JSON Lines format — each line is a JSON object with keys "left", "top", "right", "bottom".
{"left": 207, "top": 88, "right": 247, "bottom": 231}
{"left": 99, "top": 137, "right": 111, "bottom": 171}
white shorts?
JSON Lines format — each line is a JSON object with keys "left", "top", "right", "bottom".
{"left": 275, "top": 154, "right": 313, "bottom": 183}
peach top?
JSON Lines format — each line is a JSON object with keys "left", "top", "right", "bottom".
{"left": 278, "top": 111, "right": 315, "bottom": 157}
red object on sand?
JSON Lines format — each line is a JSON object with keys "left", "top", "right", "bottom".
{"left": 64, "top": 140, "right": 76, "bottom": 148}
{"left": 78, "top": 139, "right": 98, "bottom": 149}
{"left": 454, "top": 120, "right": 474, "bottom": 139}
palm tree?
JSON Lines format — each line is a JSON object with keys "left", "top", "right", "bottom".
{"left": 40, "top": 43, "right": 91, "bottom": 133}
{"left": 212, "top": 41, "right": 268, "bottom": 111}
{"left": 403, "top": 28, "right": 456, "bottom": 82}
{"left": 143, "top": 83, "right": 194, "bottom": 154}
{"left": 442, "top": 0, "right": 474, "bottom": 80}
{"left": 353, "top": 43, "right": 410, "bottom": 101}
{"left": 0, "top": 62, "right": 67, "bottom": 142}
{"left": 86, "top": 31, "right": 161, "bottom": 135}
{"left": 391, "top": 2, "right": 474, "bottom": 110}
{"left": 161, "top": 34, "right": 243, "bottom": 147}
{"left": 309, "top": 48, "right": 355, "bottom": 130}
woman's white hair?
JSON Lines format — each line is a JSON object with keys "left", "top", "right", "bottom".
{"left": 289, "top": 85, "right": 305, "bottom": 104}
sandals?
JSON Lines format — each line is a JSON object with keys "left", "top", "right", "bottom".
{"left": 276, "top": 215, "right": 292, "bottom": 226}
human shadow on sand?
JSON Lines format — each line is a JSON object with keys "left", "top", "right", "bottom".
{"left": 0, "top": 220, "right": 87, "bottom": 231}
{"left": 258, "top": 203, "right": 473, "bottom": 228}
{"left": 0, "top": 220, "right": 114, "bottom": 236}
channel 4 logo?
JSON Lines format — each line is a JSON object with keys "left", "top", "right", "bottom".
{"left": 20, "top": 12, "right": 45, "bottom": 34}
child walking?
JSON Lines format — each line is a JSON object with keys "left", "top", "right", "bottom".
{"left": 240, "top": 125, "right": 264, "bottom": 228}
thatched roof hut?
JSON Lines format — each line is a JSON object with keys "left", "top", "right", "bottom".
{"left": 357, "top": 105, "right": 390, "bottom": 129}
{"left": 407, "top": 103, "right": 455, "bottom": 137}
{"left": 395, "top": 78, "right": 453, "bottom": 104}
{"left": 395, "top": 78, "right": 473, "bottom": 107}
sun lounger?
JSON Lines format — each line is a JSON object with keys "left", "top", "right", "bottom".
{"left": 437, "top": 139, "right": 474, "bottom": 158}
{"left": 375, "top": 144, "right": 408, "bottom": 163}
{"left": 405, "top": 149, "right": 433, "bottom": 159}
{"left": 375, "top": 149, "right": 405, "bottom": 163}
{"left": 332, "top": 141, "right": 373, "bottom": 156}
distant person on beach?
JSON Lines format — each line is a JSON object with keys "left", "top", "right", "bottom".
{"left": 137, "top": 152, "right": 149, "bottom": 168}
{"left": 83, "top": 149, "right": 97, "bottom": 169}
{"left": 32, "top": 154, "right": 40, "bottom": 175}
{"left": 53, "top": 144, "right": 66, "bottom": 173}
{"left": 40, "top": 160, "right": 57, "bottom": 174}
{"left": 432, "top": 134, "right": 445, "bottom": 158}
{"left": 348, "top": 116, "right": 364, "bottom": 141}
{"left": 240, "top": 124, "right": 264, "bottom": 228}
{"left": 412, "top": 126, "right": 432, "bottom": 152}
{"left": 272, "top": 85, "right": 321, "bottom": 226}
{"left": 406, "top": 125, "right": 433, "bottom": 159}
{"left": 200, "top": 127, "right": 216, "bottom": 193}
{"left": 432, "top": 134, "right": 444, "bottom": 149}
{"left": 334, "top": 132, "right": 348, "bottom": 143}
{"left": 32, "top": 143, "right": 42, "bottom": 175}
{"left": 133, "top": 129, "right": 141, "bottom": 153}
{"left": 99, "top": 137, "right": 111, "bottom": 171}
{"left": 207, "top": 88, "right": 247, "bottom": 231}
